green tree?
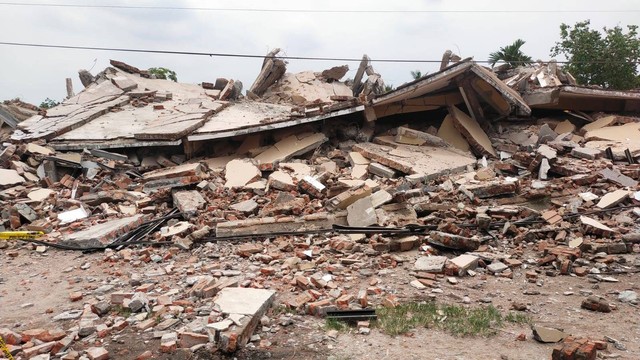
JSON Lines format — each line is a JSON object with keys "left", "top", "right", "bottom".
{"left": 488, "top": 39, "right": 533, "bottom": 67}
{"left": 39, "top": 98, "right": 59, "bottom": 109}
{"left": 148, "top": 67, "right": 178, "bottom": 82}
{"left": 551, "top": 20, "right": 640, "bottom": 90}
{"left": 410, "top": 70, "right": 423, "bottom": 80}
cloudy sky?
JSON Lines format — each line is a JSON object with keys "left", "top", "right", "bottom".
{"left": 1, "top": 0, "right": 638, "bottom": 105}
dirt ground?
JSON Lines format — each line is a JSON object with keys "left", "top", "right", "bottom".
{"left": 1, "top": 243, "right": 639, "bottom": 360}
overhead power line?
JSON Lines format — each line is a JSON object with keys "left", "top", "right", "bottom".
{"left": 0, "top": 2, "right": 638, "bottom": 13}
{"left": 1, "top": 41, "right": 639, "bottom": 65}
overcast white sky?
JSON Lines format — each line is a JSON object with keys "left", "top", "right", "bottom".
{"left": 1, "top": 0, "right": 638, "bottom": 105}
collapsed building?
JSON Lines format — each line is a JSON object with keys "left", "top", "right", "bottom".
{"left": 1, "top": 49, "right": 639, "bottom": 358}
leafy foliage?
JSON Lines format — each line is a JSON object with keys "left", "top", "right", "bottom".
{"left": 551, "top": 20, "right": 640, "bottom": 90}
{"left": 148, "top": 67, "right": 178, "bottom": 82}
{"left": 410, "top": 70, "right": 423, "bottom": 80}
{"left": 488, "top": 39, "right": 533, "bottom": 67}
{"left": 39, "top": 98, "right": 60, "bottom": 109}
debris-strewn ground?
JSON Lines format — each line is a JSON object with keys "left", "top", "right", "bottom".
{"left": 1, "top": 52, "right": 640, "bottom": 360}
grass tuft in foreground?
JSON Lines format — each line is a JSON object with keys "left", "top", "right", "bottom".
{"left": 376, "top": 302, "right": 531, "bottom": 337}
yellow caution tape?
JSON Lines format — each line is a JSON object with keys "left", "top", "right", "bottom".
{"left": 0, "top": 231, "right": 45, "bottom": 240}
{"left": 0, "top": 335, "right": 15, "bottom": 360}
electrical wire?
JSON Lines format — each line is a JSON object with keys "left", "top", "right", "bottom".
{"left": 0, "top": 2, "right": 637, "bottom": 13}
{"left": 1, "top": 41, "right": 639, "bottom": 64}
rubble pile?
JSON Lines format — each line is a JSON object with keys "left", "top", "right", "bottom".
{"left": 0, "top": 99, "right": 40, "bottom": 140}
{"left": 1, "top": 51, "right": 639, "bottom": 359}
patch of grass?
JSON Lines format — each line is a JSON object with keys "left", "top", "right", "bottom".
{"left": 376, "top": 302, "right": 524, "bottom": 337}
{"left": 504, "top": 312, "right": 532, "bottom": 325}
{"left": 113, "top": 305, "right": 132, "bottom": 318}
{"left": 325, "top": 318, "right": 348, "bottom": 331}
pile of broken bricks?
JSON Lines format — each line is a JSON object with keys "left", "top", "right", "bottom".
{"left": 2, "top": 110, "right": 639, "bottom": 358}
{"left": 1, "top": 55, "right": 640, "bottom": 359}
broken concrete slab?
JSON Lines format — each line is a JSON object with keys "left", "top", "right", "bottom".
{"left": 428, "top": 231, "right": 480, "bottom": 251}
{"left": 58, "top": 207, "right": 89, "bottom": 224}
{"left": 353, "top": 142, "right": 475, "bottom": 180}
{"left": 268, "top": 171, "right": 295, "bottom": 191}
{"left": 296, "top": 175, "right": 324, "bottom": 197}
{"left": 487, "top": 261, "right": 508, "bottom": 274}
{"left": 437, "top": 114, "right": 470, "bottom": 152}
{"left": 0, "top": 169, "right": 26, "bottom": 187}
{"left": 580, "top": 115, "right": 616, "bottom": 135}
{"left": 369, "top": 190, "right": 392, "bottom": 208}
{"left": 368, "top": 162, "right": 396, "bottom": 178}
{"left": 600, "top": 168, "right": 638, "bottom": 188}
{"left": 537, "top": 144, "right": 557, "bottom": 160}
{"left": 213, "top": 288, "right": 275, "bottom": 353}
{"left": 537, "top": 124, "right": 558, "bottom": 144}
{"left": 224, "top": 159, "right": 261, "bottom": 188}
{"left": 532, "top": 325, "right": 568, "bottom": 343}
{"left": 161, "top": 221, "right": 193, "bottom": 238}
{"left": 172, "top": 190, "right": 206, "bottom": 214}
{"left": 27, "top": 188, "right": 54, "bottom": 202}
{"left": 554, "top": 120, "right": 576, "bottom": 134}
{"left": 144, "top": 163, "right": 204, "bottom": 181}
{"left": 395, "top": 126, "right": 448, "bottom": 147}
{"left": 570, "top": 147, "right": 602, "bottom": 160}
{"left": 347, "top": 197, "right": 377, "bottom": 227}
{"left": 596, "top": 190, "right": 629, "bottom": 209}
{"left": 60, "top": 214, "right": 145, "bottom": 248}
{"left": 414, "top": 256, "right": 448, "bottom": 273}
{"left": 254, "top": 133, "right": 327, "bottom": 170}
{"left": 348, "top": 152, "right": 370, "bottom": 166}
{"left": 584, "top": 122, "right": 640, "bottom": 142}
{"left": 580, "top": 216, "right": 616, "bottom": 237}
{"left": 280, "top": 162, "right": 312, "bottom": 180}
{"left": 25, "top": 143, "right": 54, "bottom": 156}
{"left": 216, "top": 214, "right": 346, "bottom": 238}
{"left": 448, "top": 105, "right": 496, "bottom": 158}
{"left": 350, "top": 164, "right": 368, "bottom": 180}
{"left": 460, "top": 179, "right": 518, "bottom": 199}
{"left": 450, "top": 254, "right": 479, "bottom": 275}
{"left": 230, "top": 199, "right": 259, "bottom": 214}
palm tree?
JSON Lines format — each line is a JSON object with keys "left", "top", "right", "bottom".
{"left": 488, "top": 39, "right": 533, "bottom": 67}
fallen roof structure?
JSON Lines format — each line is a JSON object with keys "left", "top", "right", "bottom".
{"left": 370, "top": 59, "right": 531, "bottom": 120}
{"left": 496, "top": 61, "right": 640, "bottom": 112}
{"left": 0, "top": 99, "right": 39, "bottom": 129}
{"left": 523, "top": 86, "right": 640, "bottom": 112}
{"left": 8, "top": 54, "right": 540, "bottom": 154}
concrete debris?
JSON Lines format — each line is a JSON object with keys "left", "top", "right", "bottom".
{"left": 224, "top": 159, "right": 261, "bottom": 188}
{"left": 448, "top": 105, "right": 497, "bottom": 158}
{"left": 347, "top": 197, "right": 377, "bottom": 227}
{"left": 213, "top": 288, "right": 275, "bottom": 352}
{"left": 2, "top": 53, "right": 640, "bottom": 359}
{"left": 532, "top": 325, "right": 569, "bottom": 343}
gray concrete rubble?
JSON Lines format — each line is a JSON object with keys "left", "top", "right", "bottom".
{"left": 212, "top": 288, "right": 275, "bottom": 352}
{"left": 1, "top": 52, "right": 640, "bottom": 359}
